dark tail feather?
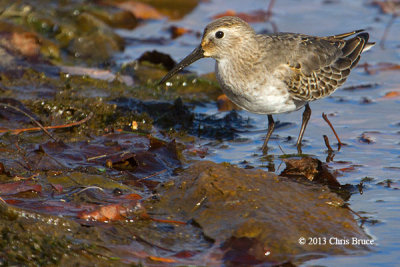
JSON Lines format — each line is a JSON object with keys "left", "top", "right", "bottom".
{"left": 342, "top": 32, "right": 369, "bottom": 58}
{"left": 342, "top": 32, "right": 369, "bottom": 69}
{"left": 327, "top": 29, "right": 365, "bottom": 40}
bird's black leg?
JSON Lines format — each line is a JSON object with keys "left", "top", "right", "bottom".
{"left": 262, "top": 114, "right": 275, "bottom": 153}
{"left": 296, "top": 103, "right": 311, "bottom": 151}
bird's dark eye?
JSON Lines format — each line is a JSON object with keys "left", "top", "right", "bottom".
{"left": 215, "top": 31, "right": 224, "bottom": 39}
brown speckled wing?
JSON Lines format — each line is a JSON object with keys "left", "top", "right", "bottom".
{"left": 285, "top": 31, "right": 369, "bottom": 101}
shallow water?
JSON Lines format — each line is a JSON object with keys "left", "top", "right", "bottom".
{"left": 117, "top": 0, "right": 400, "bottom": 265}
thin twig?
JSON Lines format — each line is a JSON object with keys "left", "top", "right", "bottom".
{"left": 265, "top": 0, "right": 275, "bottom": 20}
{"left": 191, "top": 195, "right": 207, "bottom": 212}
{"left": 265, "top": 0, "right": 278, "bottom": 33}
{"left": 276, "top": 160, "right": 284, "bottom": 173}
{"left": 380, "top": 13, "right": 398, "bottom": 49}
{"left": 322, "top": 113, "right": 342, "bottom": 151}
{"left": 0, "top": 111, "right": 94, "bottom": 135}
{"left": 343, "top": 203, "right": 366, "bottom": 222}
{"left": 323, "top": 135, "right": 333, "bottom": 152}
{"left": 76, "top": 186, "right": 105, "bottom": 195}
{"left": 87, "top": 154, "right": 107, "bottom": 161}
{"left": 0, "top": 103, "right": 56, "bottom": 140}
{"left": 323, "top": 135, "right": 335, "bottom": 162}
{"left": 138, "top": 169, "right": 167, "bottom": 181}
{"left": 14, "top": 141, "right": 32, "bottom": 171}
{"left": 150, "top": 217, "right": 186, "bottom": 225}
{"left": 278, "top": 144, "right": 285, "bottom": 155}
{"left": 270, "top": 22, "right": 278, "bottom": 33}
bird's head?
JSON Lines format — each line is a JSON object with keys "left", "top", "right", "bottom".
{"left": 159, "top": 16, "right": 255, "bottom": 85}
{"left": 201, "top": 16, "right": 255, "bottom": 58}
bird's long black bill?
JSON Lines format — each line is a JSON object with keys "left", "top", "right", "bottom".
{"left": 158, "top": 46, "right": 204, "bottom": 85}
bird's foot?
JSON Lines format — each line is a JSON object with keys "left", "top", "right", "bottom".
{"left": 296, "top": 143, "right": 303, "bottom": 155}
{"left": 261, "top": 144, "right": 269, "bottom": 154}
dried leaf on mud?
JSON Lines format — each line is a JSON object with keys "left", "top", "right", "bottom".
{"left": 382, "top": 91, "right": 400, "bottom": 99}
{"left": 78, "top": 202, "right": 140, "bottom": 222}
{"left": 213, "top": 9, "right": 271, "bottom": 22}
{"left": 113, "top": 1, "right": 163, "bottom": 20}
{"left": 371, "top": 0, "right": 400, "bottom": 14}
{"left": 217, "top": 94, "right": 239, "bottom": 111}
{"left": 359, "top": 62, "right": 400, "bottom": 75}
{"left": 0, "top": 181, "right": 42, "bottom": 196}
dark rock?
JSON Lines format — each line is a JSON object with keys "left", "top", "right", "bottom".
{"left": 138, "top": 50, "right": 177, "bottom": 71}
{"left": 148, "top": 161, "right": 370, "bottom": 265}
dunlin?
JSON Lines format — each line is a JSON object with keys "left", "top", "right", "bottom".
{"left": 159, "top": 16, "right": 373, "bottom": 152}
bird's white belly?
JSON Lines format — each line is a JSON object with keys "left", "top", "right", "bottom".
{"left": 217, "top": 73, "right": 303, "bottom": 114}
{"left": 216, "top": 60, "right": 305, "bottom": 114}
{"left": 223, "top": 84, "right": 300, "bottom": 114}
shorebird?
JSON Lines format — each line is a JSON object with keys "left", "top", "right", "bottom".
{"left": 159, "top": 16, "right": 373, "bottom": 153}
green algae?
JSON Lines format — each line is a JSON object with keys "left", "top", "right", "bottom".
{"left": 0, "top": 202, "right": 135, "bottom": 266}
{"left": 47, "top": 172, "right": 133, "bottom": 191}
{"left": 0, "top": 61, "right": 223, "bottom": 142}
{"left": 0, "top": 0, "right": 127, "bottom": 64}
{"left": 123, "top": 60, "right": 222, "bottom": 102}
{"left": 85, "top": 5, "right": 138, "bottom": 29}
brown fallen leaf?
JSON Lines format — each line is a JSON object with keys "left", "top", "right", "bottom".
{"left": 213, "top": 9, "right": 236, "bottom": 19}
{"left": 186, "top": 145, "right": 209, "bottom": 158}
{"left": 120, "top": 193, "right": 142, "bottom": 200}
{"left": 148, "top": 255, "right": 177, "bottom": 263}
{"left": 212, "top": 2, "right": 275, "bottom": 23}
{"left": 383, "top": 91, "right": 400, "bottom": 98}
{"left": 115, "top": 1, "right": 163, "bottom": 20}
{"left": 337, "top": 166, "right": 356, "bottom": 173}
{"left": 217, "top": 94, "right": 238, "bottom": 111}
{"left": 4, "top": 199, "right": 22, "bottom": 205}
{"left": 372, "top": 0, "right": 400, "bottom": 14}
{"left": 78, "top": 203, "right": 132, "bottom": 222}
{"left": 50, "top": 183, "right": 63, "bottom": 193}
{"left": 0, "top": 181, "right": 42, "bottom": 195}
{"left": 11, "top": 32, "right": 40, "bottom": 57}
{"left": 173, "top": 250, "right": 196, "bottom": 258}
{"left": 169, "top": 25, "right": 191, "bottom": 39}
{"left": 0, "top": 31, "right": 41, "bottom": 58}
{"left": 0, "top": 162, "right": 9, "bottom": 175}
{"left": 359, "top": 62, "right": 400, "bottom": 75}
{"left": 213, "top": 9, "right": 271, "bottom": 22}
